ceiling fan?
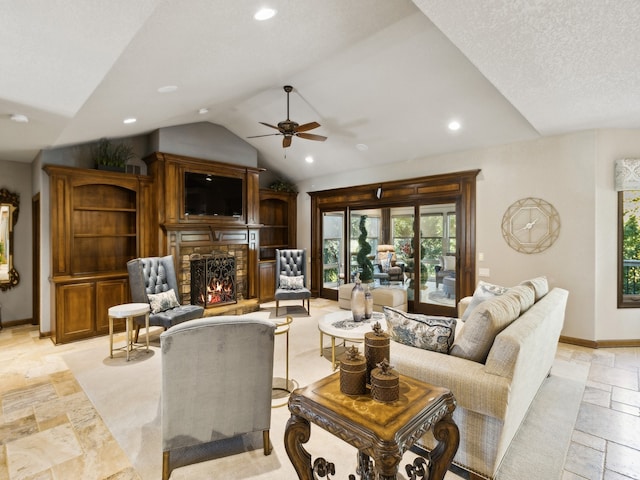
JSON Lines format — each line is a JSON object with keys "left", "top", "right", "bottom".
{"left": 247, "top": 85, "right": 327, "bottom": 148}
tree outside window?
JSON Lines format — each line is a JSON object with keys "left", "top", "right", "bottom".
{"left": 620, "top": 191, "right": 640, "bottom": 302}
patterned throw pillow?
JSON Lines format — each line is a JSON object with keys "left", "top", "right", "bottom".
{"left": 461, "top": 280, "right": 509, "bottom": 322}
{"left": 148, "top": 289, "right": 180, "bottom": 314}
{"left": 383, "top": 306, "right": 457, "bottom": 353}
{"left": 280, "top": 275, "right": 305, "bottom": 290}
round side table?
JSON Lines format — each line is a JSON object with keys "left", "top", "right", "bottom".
{"left": 108, "top": 303, "right": 150, "bottom": 361}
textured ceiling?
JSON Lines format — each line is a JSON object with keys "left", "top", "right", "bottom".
{"left": 1, "top": 1, "right": 639, "bottom": 182}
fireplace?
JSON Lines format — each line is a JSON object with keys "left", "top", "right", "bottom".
{"left": 190, "top": 252, "right": 237, "bottom": 308}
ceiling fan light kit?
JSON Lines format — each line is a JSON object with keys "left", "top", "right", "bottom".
{"left": 248, "top": 85, "right": 327, "bottom": 148}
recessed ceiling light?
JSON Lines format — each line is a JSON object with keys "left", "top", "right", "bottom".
{"left": 198, "top": 108, "right": 209, "bottom": 115}
{"left": 157, "top": 85, "right": 178, "bottom": 93}
{"left": 356, "top": 143, "right": 368, "bottom": 151}
{"left": 123, "top": 118, "right": 137, "bottom": 124}
{"left": 305, "top": 156, "right": 314, "bottom": 164}
{"left": 254, "top": 7, "right": 277, "bottom": 21}
{"left": 10, "top": 113, "right": 29, "bottom": 123}
{"left": 448, "top": 120, "right": 461, "bottom": 131}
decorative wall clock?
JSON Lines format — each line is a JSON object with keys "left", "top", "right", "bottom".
{"left": 501, "top": 197, "right": 560, "bottom": 254}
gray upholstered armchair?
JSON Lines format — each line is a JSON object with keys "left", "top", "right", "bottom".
{"left": 435, "top": 253, "right": 456, "bottom": 289}
{"left": 127, "top": 255, "right": 204, "bottom": 340}
{"left": 275, "top": 248, "right": 311, "bottom": 316}
{"left": 160, "top": 316, "right": 276, "bottom": 480}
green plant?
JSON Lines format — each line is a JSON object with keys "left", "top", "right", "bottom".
{"left": 269, "top": 179, "right": 297, "bottom": 193}
{"left": 93, "top": 138, "right": 134, "bottom": 168}
{"left": 356, "top": 215, "right": 374, "bottom": 282}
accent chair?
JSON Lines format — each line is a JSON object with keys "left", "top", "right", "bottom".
{"left": 160, "top": 316, "right": 275, "bottom": 480}
{"left": 127, "top": 255, "right": 204, "bottom": 340}
{"left": 274, "top": 248, "right": 311, "bottom": 316}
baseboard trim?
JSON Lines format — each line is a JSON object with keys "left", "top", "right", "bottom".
{"left": 0, "top": 317, "right": 33, "bottom": 328}
{"left": 560, "top": 335, "right": 640, "bottom": 348}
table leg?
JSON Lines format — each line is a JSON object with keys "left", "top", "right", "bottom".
{"left": 319, "top": 331, "right": 323, "bottom": 356}
{"left": 331, "top": 336, "right": 337, "bottom": 370}
{"left": 145, "top": 312, "right": 150, "bottom": 353}
{"left": 109, "top": 316, "right": 114, "bottom": 358}
{"left": 284, "top": 414, "right": 313, "bottom": 480}
{"left": 357, "top": 451, "right": 375, "bottom": 480}
{"left": 426, "top": 413, "right": 460, "bottom": 480}
{"left": 125, "top": 315, "right": 131, "bottom": 361}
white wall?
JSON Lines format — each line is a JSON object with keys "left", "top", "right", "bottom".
{"left": 0, "top": 159, "right": 33, "bottom": 323}
{"left": 297, "top": 129, "right": 640, "bottom": 343}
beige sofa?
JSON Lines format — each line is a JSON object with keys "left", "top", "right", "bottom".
{"left": 388, "top": 280, "right": 568, "bottom": 480}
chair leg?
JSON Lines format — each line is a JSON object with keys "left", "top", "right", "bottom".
{"left": 263, "top": 430, "right": 272, "bottom": 455}
{"left": 276, "top": 300, "right": 280, "bottom": 316}
{"left": 162, "top": 451, "right": 170, "bottom": 480}
{"left": 134, "top": 324, "right": 140, "bottom": 343}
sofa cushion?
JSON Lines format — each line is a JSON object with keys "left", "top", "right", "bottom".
{"left": 449, "top": 293, "right": 521, "bottom": 363}
{"left": 460, "top": 280, "right": 509, "bottom": 322}
{"left": 519, "top": 276, "right": 549, "bottom": 301}
{"left": 148, "top": 289, "right": 180, "bottom": 314}
{"left": 505, "top": 284, "right": 535, "bottom": 314}
{"left": 279, "top": 275, "right": 305, "bottom": 290}
{"left": 384, "top": 306, "right": 457, "bottom": 353}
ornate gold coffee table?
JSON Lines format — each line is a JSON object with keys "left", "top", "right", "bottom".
{"left": 285, "top": 372, "right": 458, "bottom": 480}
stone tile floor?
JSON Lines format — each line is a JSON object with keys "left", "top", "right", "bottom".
{"left": 0, "top": 322, "right": 638, "bottom": 480}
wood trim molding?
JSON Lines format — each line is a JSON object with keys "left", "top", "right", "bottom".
{"left": 309, "top": 170, "right": 480, "bottom": 314}
{"left": 559, "top": 335, "right": 640, "bottom": 348}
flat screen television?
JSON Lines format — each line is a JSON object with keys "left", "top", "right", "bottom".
{"left": 184, "top": 172, "right": 243, "bottom": 217}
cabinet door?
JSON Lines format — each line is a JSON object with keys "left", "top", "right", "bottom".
{"left": 57, "top": 283, "right": 95, "bottom": 342}
{"left": 259, "top": 261, "right": 276, "bottom": 302}
{"left": 95, "top": 279, "right": 130, "bottom": 334}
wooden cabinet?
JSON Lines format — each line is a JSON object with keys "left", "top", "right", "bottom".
{"left": 258, "top": 189, "right": 297, "bottom": 302}
{"left": 45, "top": 165, "right": 152, "bottom": 343}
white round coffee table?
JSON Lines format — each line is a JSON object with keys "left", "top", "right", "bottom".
{"left": 108, "top": 302, "right": 150, "bottom": 361}
{"left": 318, "top": 310, "right": 386, "bottom": 370}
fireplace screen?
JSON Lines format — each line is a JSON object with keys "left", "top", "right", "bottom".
{"left": 190, "top": 253, "right": 237, "bottom": 308}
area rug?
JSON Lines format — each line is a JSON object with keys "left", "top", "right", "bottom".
{"left": 63, "top": 301, "right": 587, "bottom": 480}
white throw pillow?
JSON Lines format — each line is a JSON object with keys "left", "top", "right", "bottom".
{"left": 443, "top": 255, "right": 456, "bottom": 271}
{"left": 460, "top": 280, "right": 509, "bottom": 322}
{"left": 280, "top": 275, "right": 305, "bottom": 290}
{"left": 148, "top": 289, "right": 180, "bottom": 314}
{"left": 449, "top": 293, "right": 521, "bottom": 363}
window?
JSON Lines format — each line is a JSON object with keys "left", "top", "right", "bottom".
{"left": 619, "top": 190, "right": 640, "bottom": 307}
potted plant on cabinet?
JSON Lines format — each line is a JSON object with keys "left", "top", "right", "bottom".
{"left": 92, "top": 138, "right": 134, "bottom": 172}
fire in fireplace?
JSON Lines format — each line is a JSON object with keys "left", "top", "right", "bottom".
{"left": 190, "top": 252, "right": 237, "bottom": 308}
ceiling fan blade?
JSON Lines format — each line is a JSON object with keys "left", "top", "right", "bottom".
{"left": 283, "top": 136, "right": 292, "bottom": 148}
{"left": 295, "top": 121, "right": 321, "bottom": 132}
{"left": 259, "top": 122, "right": 281, "bottom": 131}
{"left": 296, "top": 132, "right": 327, "bottom": 142}
{"left": 247, "top": 133, "right": 282, "bottom": 138}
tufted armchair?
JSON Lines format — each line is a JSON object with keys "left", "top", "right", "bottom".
{"left": 274, "top": 249, "right": 311, "bottom": 316}
{"left": 127, "top": 255, "right": 204, "bottom": 340}
{"left": 160, "top": 316, "right": 275, "bottom": 480}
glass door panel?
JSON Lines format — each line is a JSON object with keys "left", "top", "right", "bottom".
{"left": 417, "top": 203, "right": 457, "bottom": 311}
{"left": 322, "top": 211, "right": 345, "bottom": 291}
{"left": 390, "top": 207, "right": 415, "bottom": 299}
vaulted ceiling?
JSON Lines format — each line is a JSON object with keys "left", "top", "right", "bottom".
{"left": 1, "top": 0, "right": 639, "bottom": 182}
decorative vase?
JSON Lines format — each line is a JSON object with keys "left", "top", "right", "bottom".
{"left": 364, "top": 284, "right": 373, "bottom": 319}
{"left": 351, "top": 275, "right": 365, "bottom": 322}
